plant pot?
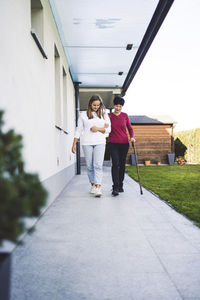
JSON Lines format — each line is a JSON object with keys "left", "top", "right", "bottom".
{"left": 157, "top": 162, "right": 161, "bottom": 166}
{"left": 144, "top": 160, "right": 151, "bottom": 166}
{"left": 131, "top": 154, "right": 138, "bottom": 165}
{"left": 0, "top": 252, "right": 11, "bottom": 300}
{"left": 167, "top": 153, "right": 175, "bottom": 165}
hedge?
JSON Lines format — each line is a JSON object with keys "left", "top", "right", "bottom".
{"left": 174, "top": 128, "right": 200, "bottom": 164}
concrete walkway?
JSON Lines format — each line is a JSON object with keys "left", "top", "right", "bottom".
{"left": 10, "top": 167, "right": 200, "bottom": 300}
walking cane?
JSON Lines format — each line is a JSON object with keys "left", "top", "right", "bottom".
{"left": 132, "top": 141, "right": 143, "bottom": 195}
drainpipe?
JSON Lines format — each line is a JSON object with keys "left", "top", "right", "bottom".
{"left": 74, "top": 82, "right": 81, "bottom": 174}
{"left": 171, "top": 124, "right": 175, "bottom": 153}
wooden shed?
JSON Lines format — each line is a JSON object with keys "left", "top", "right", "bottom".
{"left": 127, "top": 115, "right": 176, "bottom": 164}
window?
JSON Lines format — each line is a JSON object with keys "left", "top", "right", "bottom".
{"left": 31, "top": 0, "right": 43, "bottom": 44}
{"left": 62, "top": 67, "right": 68, "bottom": 133}
{"left": 54, "top": 45, "right": 61, "bottom": 128}
{"left": 31, "top": 0, "right": 47, "bottom": 58}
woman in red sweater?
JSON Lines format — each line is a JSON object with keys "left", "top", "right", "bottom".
{"left": 108, "top": 96, "right": 135, "bottom": 196}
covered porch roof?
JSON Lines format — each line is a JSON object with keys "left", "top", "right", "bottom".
{"left": 49, "top": 0, "right": 174, "bottom": 109}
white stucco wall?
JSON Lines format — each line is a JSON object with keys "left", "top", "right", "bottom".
{"left": 0, "top": 0, "right": 76, "bottom": 181}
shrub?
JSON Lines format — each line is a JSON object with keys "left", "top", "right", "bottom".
{"left": 154, "top": 157, "right": 161, "bottom": 163}
{"left": 174, "top": 129, "right": 200, "bottom": 163}
{"left": 0, "top": 111, "right": 47, "bottom": 245}
{"left": 174, "top": 137, "right": 187, "bottom": 158}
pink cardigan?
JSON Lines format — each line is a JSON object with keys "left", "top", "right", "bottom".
{"left": 108, "top": 112, "right": 134, "bottom": 143}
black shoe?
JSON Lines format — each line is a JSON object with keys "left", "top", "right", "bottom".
{"left": 112, "top": 189, "right": 119, "bottom": 196}
{"left": 119, "top": 187, "right": 124, "bottom": 192}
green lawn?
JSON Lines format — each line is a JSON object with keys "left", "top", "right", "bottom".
{"left": 126, "top": 165, "right": 200, "bottom": 227}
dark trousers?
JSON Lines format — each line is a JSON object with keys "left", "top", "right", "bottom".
{"left": 109, "top": 143, "right": 129, "bottom": 190}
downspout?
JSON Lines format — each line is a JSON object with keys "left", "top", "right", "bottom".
{"left": 171, "top": 124, "right": 175, "bottom": 154}
{"left": 74, "top": 82, "right": 81, "bottom": 174}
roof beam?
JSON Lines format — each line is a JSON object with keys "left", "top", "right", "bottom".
{"left": 121, "top": 0, "right": 174, "bottom": 97}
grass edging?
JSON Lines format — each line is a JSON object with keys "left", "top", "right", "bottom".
{"left": 126, "top": 165, "right": 200, "bottom": 227}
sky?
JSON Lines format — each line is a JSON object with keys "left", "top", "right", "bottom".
{"left": 123, "top": 0, "right": 200, "bottom": 132}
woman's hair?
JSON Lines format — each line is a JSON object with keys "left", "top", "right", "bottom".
{"left": 113, "top": 96, "right": 125, "bottom": 106}
{"left": 87, "top": 94, "right": 105, "bottom": 119}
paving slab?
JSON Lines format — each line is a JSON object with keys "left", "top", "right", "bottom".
{"left": 10, "top": 167, "right": 200, "bottom": 300}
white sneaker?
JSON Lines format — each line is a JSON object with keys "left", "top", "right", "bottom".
{"left": 90, "top": 186, "right": 96, "bottom": 194}
{"left": 95, "top": 187, "right": 102, "bottom": 197}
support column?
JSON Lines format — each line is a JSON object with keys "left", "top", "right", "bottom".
{"left": 74, "top": 82, "right": 81, "bottom": 175}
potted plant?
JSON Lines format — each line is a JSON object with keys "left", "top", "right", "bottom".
{"left": 154, "top": 157, "right": 161, "bottom": 165}
{"left": 176, "top": 156, "right": 187, "bottom": 165}
{"left": 144, "top": 158, "right": 151, "bottom": 166}
{"left": 0, "top": 110, "right": 47, "bottom": 299}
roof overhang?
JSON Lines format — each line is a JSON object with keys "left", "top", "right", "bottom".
{"left": 129, "top": 115, "right": 176, "bottom": 125}
{"left": 79, "top": 88, "right": 121, "bottom": 110}
{"left": 49, "top": 0, "right": 174, "bottom": 108}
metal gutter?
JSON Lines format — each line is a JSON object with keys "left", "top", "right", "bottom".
{"left": 121, "top": 0, "right": 174, "bottom": 97}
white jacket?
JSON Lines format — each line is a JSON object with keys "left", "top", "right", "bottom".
{"left": 74, "top": 111, "right": 111, "bottom": 145}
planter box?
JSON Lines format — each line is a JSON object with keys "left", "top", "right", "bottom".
{"left": 167, "top": 153, "right": 175, "bottom": 165}
{"left": 131, "top": 154, "right": 138, "bottom": 165}
{"left": 0, "top": 252, "right": 11, "bottom": 300}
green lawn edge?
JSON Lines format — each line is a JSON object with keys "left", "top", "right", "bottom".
{"left": 126, "top": 165, "right": 200, "bottom": 227}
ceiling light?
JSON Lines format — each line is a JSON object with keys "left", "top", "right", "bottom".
{"left": 126, "top": 44, "right": 133, "bottom": 50}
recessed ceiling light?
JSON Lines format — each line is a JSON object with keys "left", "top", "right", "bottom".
{"left": 126, "top": 44, "right": 133, "bottom": 50}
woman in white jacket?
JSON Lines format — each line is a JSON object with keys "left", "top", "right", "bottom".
{"left": 72, "top": 95, "right": 111, "bottom": 197}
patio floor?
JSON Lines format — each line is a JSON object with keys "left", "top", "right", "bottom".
{"left": 10, "top": 166, "right": 200, "bottom": 300}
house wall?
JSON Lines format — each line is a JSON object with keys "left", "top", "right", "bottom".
{"left": 127, "top": 124, "right": 173, "bottom": 164}
{"left": 0, "top": 0, "right": 76, "bottom": 201}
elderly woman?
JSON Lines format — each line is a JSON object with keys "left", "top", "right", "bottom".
{"left": 108, "top": 96, "right": 135, "bottom": 196}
